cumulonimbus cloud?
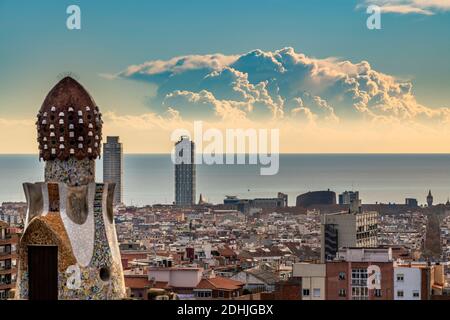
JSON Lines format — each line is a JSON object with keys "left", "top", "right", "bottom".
{"left": 108, "top": 47, "right": 450, "bottom": 126}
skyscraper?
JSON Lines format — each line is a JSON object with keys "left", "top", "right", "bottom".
{"left": 103, "top": 136, "right": 123, "bottom": 205}
{"left": 174, "top": 136, "right": 196, "bottom": 206}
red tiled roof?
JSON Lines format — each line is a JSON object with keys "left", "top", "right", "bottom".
{"left": 121, "top": 253, "right": 148, "bottom": 260}
{"left": 196, "top": 276, "right": 244, "bottom": 291}
{"left": 149, "top": 267, "right": 202, "bottom": 271}
{"left": 218, "top": 246, "right": 237, "bottom": 257}
{"left": 125, "top": 275, "right": 150, "bottom": 289}
{"left": 124, "top": 275, "right": 169, "bottom": 289}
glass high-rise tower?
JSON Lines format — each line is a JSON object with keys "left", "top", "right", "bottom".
{"left": 174, "top": 136, "right": 196, "bottom": 206}
{"left": 103, "top": 136, "right": 123, "bottom": 205}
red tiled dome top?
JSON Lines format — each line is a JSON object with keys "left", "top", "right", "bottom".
{"left": 36, "top": 77, "right": 103, "bottom": 161}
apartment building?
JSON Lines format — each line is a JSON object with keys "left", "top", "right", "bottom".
{"left": 292, "top": 263, "right": 326, "bottom": 300}
{"left": 394, "top": 262, "right": 445, "bottom": 300}
{"left": 325, "top": 248, "right": 394, "bottom": 300}
{"left": 0, "top": 221, "right": 18, "bottom": 300}
{"left": 321, "top": 210, "right": 379, "bottom": 262}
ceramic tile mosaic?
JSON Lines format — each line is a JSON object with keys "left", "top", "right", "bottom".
{"left": 45, "top": 158, "right": 95, "bottom": 187}
{"left": 47, "top": 183, "right": 60, "bottom": 212}
{"left": 16, "top": 183, "right": 126, "bottom": 300}
{"left": 59, "top": 183, "right": 95, "bottom": 268}
{"left": 17, "top": 77, "right": 124, "bottom": 300}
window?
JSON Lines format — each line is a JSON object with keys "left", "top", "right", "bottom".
{"left": 196, "top": 291, "right": 212, "bottom": 298}
{"left": 218, "top": 291, "right": 225, "bottom": 298}
{"left": 413, "top": 291, "right": 420, "bottom": 298}
{"left": 351, "top": 268, "right": 369, "bottom": 300}
{"left": 351, "top": 269, "right": 368, "bottom": 287}
{"left": 313, "top": 288, "right": 321, "bottom": 297}
{"left": 302, "top": 289, "right": 310, "bottom": 297}
{"left": 352, "top": 287, "right": 369, "bottom": 300}
{"left": 338, "top": 289, "right": 346, "bottom": 297}
{"left": 396, "top": 274, "right": 404, "bottom": 282}
{"left": 338, "top": 272, "right": 346, "bottom": 280}
{"left": 397, "top": 290, "right": 404, "bottom": 298}
{"left": 374, "top": 289, "right": 382, "bottom": 297}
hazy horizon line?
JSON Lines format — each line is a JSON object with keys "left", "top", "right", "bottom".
{"left": 1, "top": 152, "right": 450, "bottom": 156}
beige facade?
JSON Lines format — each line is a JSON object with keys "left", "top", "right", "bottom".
{"left": 292, "top": 263, "right": 326, "bottom": 300}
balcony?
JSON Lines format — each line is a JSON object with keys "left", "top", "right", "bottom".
{"left": 0, "top": 281, "right": 16, "bottom": 291}
{"left": 0, "top": 253, "right": 14, "bottom": 260}
{"left": 0, "top": 267, "right": 16, "bottom": 275}
{"left": 0, "top": 237, "right": 13, "bottom": 245}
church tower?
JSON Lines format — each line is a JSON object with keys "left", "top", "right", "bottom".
{"left": 427, "top": 190, "right": 433, "bottom": 207}
{"left": 15, "top": 77, "right": 126, "bottom": 300}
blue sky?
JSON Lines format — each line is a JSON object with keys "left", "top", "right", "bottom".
{"left": 0, "top": 0, "right": 450, "bottom": 153}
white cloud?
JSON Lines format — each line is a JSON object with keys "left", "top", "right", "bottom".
{"left": 379, "top": 5, "right": 434, "bottom": 15}
{"left": 116, "top": 54, "right": 238, "bottom": 78}
{"left": 358, "top": 0, "right": 450, "bottom": 15}
{"left": 164, "top": 90, "right": 250, "bottom": 121}
{"left": 113, "top": 47, "right": 448, "bottom": 127}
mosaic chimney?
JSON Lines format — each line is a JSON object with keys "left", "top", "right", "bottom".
{"left": 36, "top": 76, "right": 103, "bottom": 186}
{"left": 16, "top": 77, "right": 125, "bottom": 300}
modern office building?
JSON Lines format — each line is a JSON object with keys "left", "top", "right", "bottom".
{"left": 0, "top": 221, "right": 18, "bottom": 300}
{"left": 339, "top": 191, "right": 360, "bottom": 205}
{"left": 296, "top": 190, "right": 336, "bottom": 207}
{"left": 174, "top": 136, "right": 196, "bottom": 206}
{"left": 405, "top": 198, "right": 418, "bottom": 207}
{"left": 320, "top": 209, "right": 379, "bottom": 262}
{"left": 103, "top": 136, "right": 123, "bottom": 205}
{"left": 223, "top": 193, "right": 288, "bottom": 214}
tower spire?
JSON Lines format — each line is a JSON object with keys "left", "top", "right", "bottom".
{"left": 427, "top": 190, "right": 433, "bottom": 207}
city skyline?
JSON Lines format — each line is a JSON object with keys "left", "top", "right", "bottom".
{"left": 2, "top": 0, "right": 450, "bottom": 305}
{"left": 1, "top": 0, "right": 450, "bottom": 153}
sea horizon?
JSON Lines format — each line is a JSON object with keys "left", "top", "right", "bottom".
{"left": 2, "top": 153, "right": 450, "bottom": 155}
{"left": 1, "top": 154, "right": 450, "bottom": 207}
